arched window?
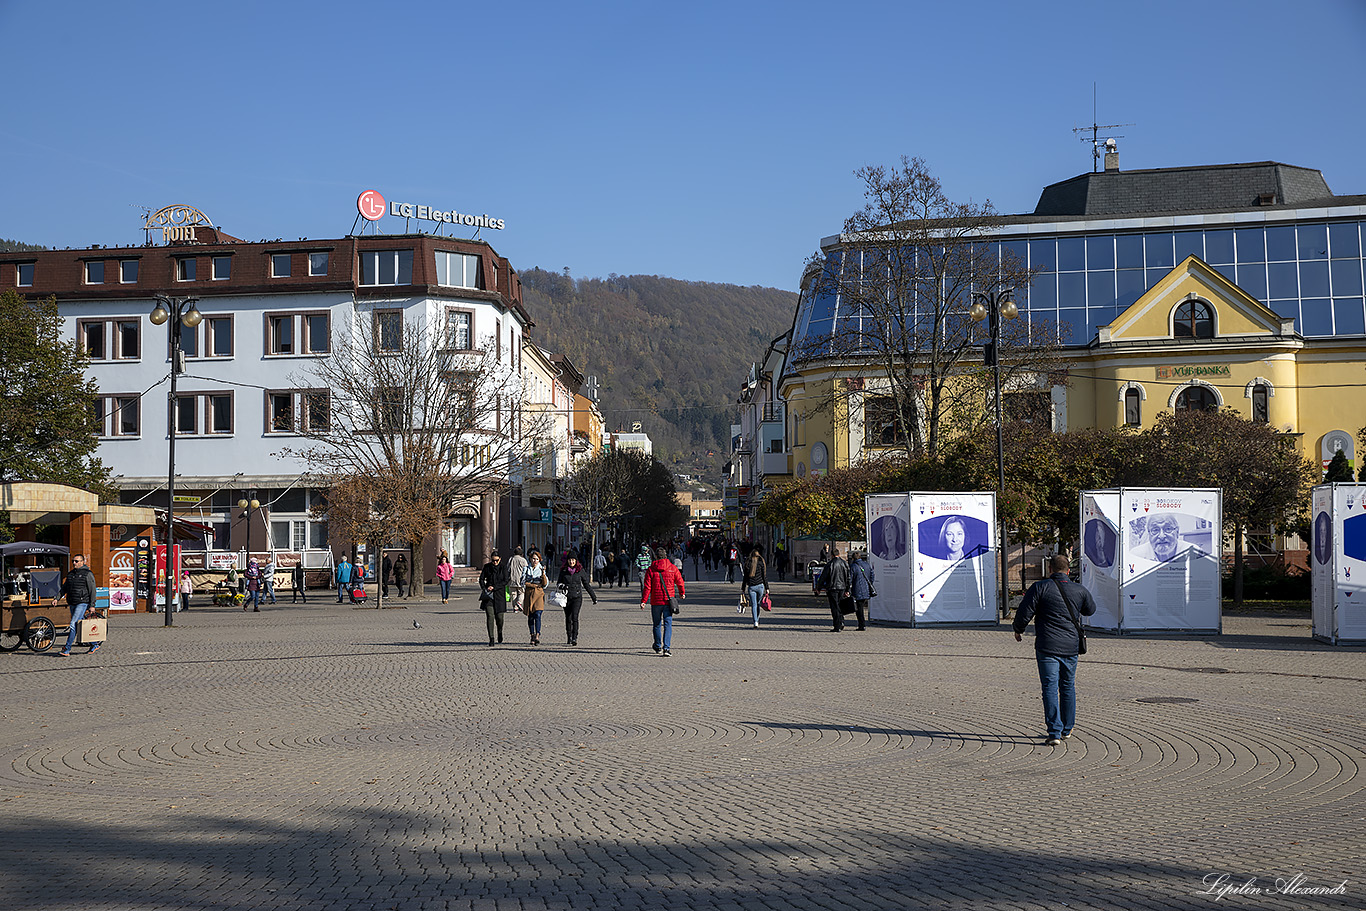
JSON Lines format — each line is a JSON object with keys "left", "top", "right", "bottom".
{"left": 1175, "top": 386, "right": 1219, "bottom": 412}
{"left": 1124, "top": 388, "right": 1141, "bottom": 426}
{"left": 1173, "top": 300, "right": 1215, "bottom": 338}
{"left": 1251, "top": 383, "right": 1269, "bottom": 423}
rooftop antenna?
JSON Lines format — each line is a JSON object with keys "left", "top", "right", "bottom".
{"left": 1072, "top": 83, "right": 1133, "bottom": 172}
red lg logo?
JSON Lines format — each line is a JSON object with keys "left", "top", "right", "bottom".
{"left": 357, "top": 190, "right": 386, "bottom": 221}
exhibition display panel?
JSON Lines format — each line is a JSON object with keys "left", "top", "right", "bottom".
{"left": 1080, "top": 488, "right": 1222, "bottom": 634}
{"left": 866, "top": 492, "right": 997, "bottom": 626}
{"left": 1310, "top": 484, "right": 1366, "bottom": 645}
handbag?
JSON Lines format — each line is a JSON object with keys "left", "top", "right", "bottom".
{"left": 548, "top": 590, "right": 568, "bottom": 609}
{"left": 736, "top": 593, "right": 747, "bottom": 614}
{"left": 78, "top": 617, "right": 106, "bottom": 644}
{"left": 1052, "top": 579, "right": 1087, "bottom": 655}
{"left": 839, "top": 594, "right": 856, "bottom": 615}
{"left": 760, "top": 592, "right": 772, "bottom": 612}
{"left": 655, "top": 569, "right": 680, "bottom": 615}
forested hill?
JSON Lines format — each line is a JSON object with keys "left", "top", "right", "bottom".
{"left": 519, "top": 268, "right": 796, "bottom": 480}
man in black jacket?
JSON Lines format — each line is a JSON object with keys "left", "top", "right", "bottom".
{"left": 1013, "top": 554, "right": 1097, "bottom": 746}
{"left": 817, "top": 546, "right": 851, "bottom": 632}
{"left": 58, "top": 554, "right": 100, "bottom": 657}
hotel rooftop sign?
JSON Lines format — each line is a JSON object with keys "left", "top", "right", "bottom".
{"left": 144, "top": 205, "right": 215, "bottom": 243}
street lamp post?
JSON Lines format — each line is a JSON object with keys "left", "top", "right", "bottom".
{"left": 149, "top": 295, "right": 202, "bottom": 627}
{"left": 969, "top": 290, "right": 1018, "bottom": 621}
{"left": 237, "top": 492, "right": 260, "bottom": 571}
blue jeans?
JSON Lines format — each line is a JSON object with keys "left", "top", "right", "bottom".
{"left": 747, "top": 583, "right": 766, "bottom": 623}
{"left": 651, "top": 603, "right": 673, "bottom": 650}
{"left": 1036, "top": 653, "right": 1079, "bottom": 738}
{"left": 527, "top": 609, "right": 542, "bottom": 637}
{"left": 62, "top": 602, "right": 90, "bottom": 653}
{"left": 439, "top": 579, "right": 451, "bottom": 600}
{"left": 264, "top": 580, "right": 276, "bottom": 603}
{"left": 249, "top": 588, "right": 264, "bottom": 609}
{"left": 336, "top": 582, "right": 350, "bottom": 602}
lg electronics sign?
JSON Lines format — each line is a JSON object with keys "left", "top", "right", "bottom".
{"left": 357, "top": 189, "right": 505, "bottom": 230}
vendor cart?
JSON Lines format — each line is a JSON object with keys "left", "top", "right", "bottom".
{"left": 0, "top": 597, "right": 68, "bottom": 652}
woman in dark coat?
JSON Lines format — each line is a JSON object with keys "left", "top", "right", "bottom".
{"left": 478, "top": 551, "right": 509, "bottom": 646}
{"left": 556, "top": 553, "right": 598, "bottom": 646}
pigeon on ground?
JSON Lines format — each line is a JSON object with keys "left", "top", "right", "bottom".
{"left": 413, "top": 620, "right": 421, "bottom": 629}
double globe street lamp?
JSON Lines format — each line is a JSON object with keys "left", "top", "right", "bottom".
{"left": 969, "top": 289, "right": 1018, "bottom": 620}
{"left": 149, "top": 296, "right": 203, "bottom": 627}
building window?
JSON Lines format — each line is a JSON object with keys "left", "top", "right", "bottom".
{"left": 308, "top": 252, "right": 329, "bottom": 276}
{"left": 374, "top": 310, "right": 403, "bottom": 353}
{"left": 178, "top": 321, "right": 199, "bottom": 358}
{"left": 445, "top": 309, "right": 472, "bottom": 349}
{"left": 303, "top": 390, "right": 330, "bottom": 432}
{"left": 268, "top": 392, "right": 295, "bottom": 432}
{"left": 268, "top": 315, "right": 294, "bottom": 355}
{"left": 1124, "top": 388, "right": 1142, "bottom": 426}
{"left": 169, "top": 392, "right": 233, "bottom": 435}
{"left": 863, "top": 396, "right": 907, "bottom": 447}
{"left": 1251, "top": 383, "right": 1269, "bottom": 423}
{"left": 434, "top": 251, "right": 483, "bottom": 289}
{"left": 212, "top": 256, "right": 232, "bottom": 280}
{"left": 96, "top": 395, "right": 140, "bottom": 437}
{"left": 85, "top": 261, "right": 104, "bottom": 284}
{"left": 177, "top": 258, "right": 196, "bottom": 281}
{"left": 304, "top": 313, "right": 330, "bottom": 354}
{"left": 80, "top": 321, "right": 106, "bottom": 360}
{"left": 208, "top": 393, "right": 233, "bottom": 434}
{"left": 117, "top": 320, "right": 140, "bottom": 359}
{"left": 374, "top": 387, "right": 405, "bottom": 431}
{"left": 175, "top": 395, "right": 198, "bottom": 435}
{"left": 359, "top": 250, "right": 413, "bottom": 286}
{"left": 271, "top": 254, "right": 292, "bottom": 278}
{"left": 1173, "top": 300, "right": 1215, "bottom": 338}
{"left": 1175, "top": 386, "right": 1219, "bottom": 412}
{"left": 79, "top": 319, "right": 140, "bottom": 360}
{"left": 205, "top": 316, "right": 233, "bottom": 357}
{"left": 120, "top": 260, "right": 138, "bottom": 283}
{"left": 16, "top": 263, "right": 34, "bottom": 286}
{"left": 1004, "top": 391, "right": 1052, "bottom": 426}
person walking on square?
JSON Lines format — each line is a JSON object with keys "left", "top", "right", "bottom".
{"left": 817, "top": 546, "right": 850, "bottom": 631}
{"left": 244, "top": 558, "right": 263, "bottom": 612}
{"left": 641, "top": 547, "right": 685, "bottom": 656}
{"left": 742, "top": 543, "right": 768, "bottom": 628}
{"left": 381, "top": 553, "right": 393, "bottom": 598}
{"left": 179, "top": 570, "right": 193, "bottom": 612}
{"left": 774, "top": 544, "right": 789, "bottom": 582}
{"left": 393, "top": 555, "right": 408, "bottom": 599}
{"left": 724, "top": 541, "right": 740, "bottom": 583}
{"left": 478, "top": 551, "right": 509, "bottom": 646}
{"left": 334, "top": 556, "right": 353, "bottom": 603}
{"left": 262, "top": 557, "right": 278, "bottom": 604}
{"left": 506, "top": 546, "right": 528, "bottom": 615}
{"left": 436, "top": 553, "right": 454, "bottom": 604}
{"left": 557, "top": 553, "right": 597, "bottom": 646}
{"left": 58, "top": 553, "right": 100, "bottom": 656}
{"left": 291, "top": 562, "right": 307, "bottom": 603}
{"left": 593, "top": 548, "right": 607, "bottom": 586}
{"left": 635, "top": 545, "right": 652, "bottom": 592}
{"left": 616, "top": 549, "right": 630, "bottom": 587}
{"left": 523, "top": 549, "right": 547, "bottom": 645}
{"left": 1014, "top": 553, "right": 1097, "bottom": 746}
{"left": 227, "top": 564, "right": 240, "bottom": 595}
{"left": 848, "top": 550, "right": 874, "bottom": 631}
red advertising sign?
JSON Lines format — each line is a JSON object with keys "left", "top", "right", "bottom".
{"left": 357, "top": 190, "right": 386, "bottom": 221}
{"left": 154, "top": 545, "right": 181, "bottom": 610}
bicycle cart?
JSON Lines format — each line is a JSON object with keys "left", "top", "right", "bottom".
{"left": 0, "top": 599, "right": 69, "bottom": 653}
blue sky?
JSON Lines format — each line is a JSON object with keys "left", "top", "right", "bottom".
{"left": 3, "top": 0, "right": 1364, "bottom": 292}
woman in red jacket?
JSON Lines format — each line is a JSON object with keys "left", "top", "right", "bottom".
{"left": 639, "top": 547, "right": 685, "bottom": 656}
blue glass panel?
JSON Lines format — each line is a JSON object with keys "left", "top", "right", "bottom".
{"left": 1333, "top": 298, "right": 1366, "bottom": 335}
{"left": 1057, "top": 237, "right": 1085, "bottom": 271}
{"left": 1058, "top": 309, "right": 1085, "bottom": 345}
{"left": 1268, "top": 262, "right": 1299, "bottom": 298}
{"left": 1214, "top": 263, "right": 1238, "bottom": 283}
{"left": 1329, "top": 223, "right": 1361, "bottom": 259}
{"left": 1145, "top": 232, "right": 1174, "bottom": 268}
{"left": 1301, "top": 298, "right": 1333, "bottom": 336}
{"left": 1029, "top": 238, "right": 1056, "bottom": 272}
{"left": 808, "top": 318, "right": 834, "bottom": 343}
{"left": 1116, "top": 270, "right": 1147, "bottom": 309}
{"left": 1087, "top": 270, "right": 1116, "bottom": 308}
{"left": 809, "top": 286, "right": 837, "bottom": 321}
{"left": 1116, "top": 234, "right": 1144, "bottom": 269}
{"left": 1271, "top": 299, "right": 1299, "bottom": 321}
{"left": 1297, "top": 223, "right": 1328, "bottom": 260}
{"left": 1058, "top": 272, "right": 1086, "bottom": 306}
{"left": 1205, "top": 230, "right": 1235, "bottom": 264}
{"left": 1085, "top": 311, "right": 1111, "bottom": 340}
{"left": 1000, "top": 240, "right": 1028, "bottom": 269}
{"left": 1174, "top": 231, "right": 1204, "bottom": 263}
{"left": 1266, "top": 225, "right": 1297, "bottom": 261}
{"left": 1235, "top": 228, "right": 1265, "bottom": 263}
{"left": 1237, "top": 263, "right": 1267, "bottom": 301}
{"left": 1331, "top": 259, "right": 1363, "bottom": 296}
{"left": 1085, "top": 236, "right": 1114, "bottom": 270}
{"left": 1299, "top": 260, "right": 1330, "bottom": 298}
{"left": 1147, "top": 268, "right": 1173, "bottom": 288}
{"left": 1028, "top": 272, "right": 1057, "bottom": 308}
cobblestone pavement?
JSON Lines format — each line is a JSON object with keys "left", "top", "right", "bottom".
{"left": 1, "top": 575, "right": 1362, "bottom": 910}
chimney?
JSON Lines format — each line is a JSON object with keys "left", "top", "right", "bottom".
{"left": 1103, "top": 138, "right": 1120, "bottom": 172}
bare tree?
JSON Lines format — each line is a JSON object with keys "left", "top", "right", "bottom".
{"left": 798, "top": 156, "right": 1055, "bottom": 462}
{"left": 284, "top": 308, "right": 548, "bottom": 593}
